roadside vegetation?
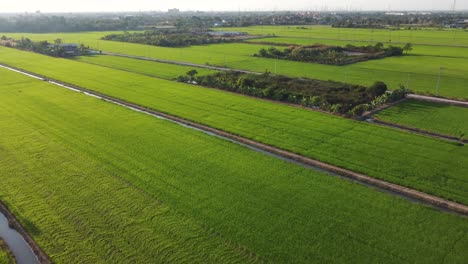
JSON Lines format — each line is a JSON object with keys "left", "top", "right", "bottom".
{"left": 178, "top": 70, "right": 408, "bottom": 116}
{"left": 2, "top": 67, "right": 468, "bottom": 263}
{"left": 375, "top": 99, "right": 468, "bottom": 140}
{"left": 254, "top": 43, "right": 405, "bottom": 65}
{"left": 1, "top": 47, "right": 467, "bottom": 204}
{"left": 0, "top": 239, "right": 15, "bottom": 264}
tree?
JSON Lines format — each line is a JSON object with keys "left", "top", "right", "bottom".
{"left": 54, "top": 38, "right": 62, "bottom": 45}
{"left": 403, "top": 43, "right": 413, "bottom": 54}
{"left": 367, "top": 81, "right": 388, "bottom": 97}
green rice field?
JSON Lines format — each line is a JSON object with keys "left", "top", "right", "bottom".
{"left": 375, "top": 99, "right": 468, "bottom": 139}
{"left": 1, "top": 47, "right": 467, "bottom": 204}
{"left": 217, "top": 25, "right": 468, "bottom": 46}
{"left": 1, "top": 62, "right": 468, "bottom": 263}
{"left": 3, "top": 31, "right": 468, "bottom": 99}
{"left": 73, "top": 55, "right": 216, "bottom": 80}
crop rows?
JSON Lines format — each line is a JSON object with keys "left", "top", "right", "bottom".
{"left": 375, "top": 99, "right": 468, "bottom": 139}
{"left": 1, "top": 47, "right": 467, "bottom": 205}
{"left": 1, "top": 64, "right": 468, "bottom": 263}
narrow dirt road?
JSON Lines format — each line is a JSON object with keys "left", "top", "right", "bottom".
{"left": 407, "top": 94, "right": 468, "bottom": 107}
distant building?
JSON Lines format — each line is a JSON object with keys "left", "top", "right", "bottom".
{"left": 456, "top": 19, "right": 468, "bottom": 28}
{"left": 168, "top": 8, "right": 180, "bottom": 14}
{"left": 60, "top": 44, "right": 80, "bottom": 55}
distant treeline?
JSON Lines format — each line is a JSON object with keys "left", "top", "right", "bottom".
{"left": 177, "top": 70, "right": 409, "bottom": 116}
{"left": 254, "top": 43, "right": 406, "bottom": 66}
{"left": 102, "top": 30, "right": 238, "bottom": 47}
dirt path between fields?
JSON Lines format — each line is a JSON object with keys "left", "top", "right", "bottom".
{"left": 0, "top": 201, "right": 51, "bottom": 264}
{"left": 1, "top": 63, "right": 468, "bottom": 217}
{"left": 407, "top": 94, "right": 468, "bottom": 107}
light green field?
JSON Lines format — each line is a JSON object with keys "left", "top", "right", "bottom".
{"left": 2, "top": 61, "right": 468, "bottom": 263}
{"left": 218, "top": 25, "right": 468, "bottom": 46}
{"left": 1, "top": 47, "right": 467, "bottom": 205}
{"left": 73, "top": 55, "right": 216, "bottom": 80}
{"left": 3, "top": 31, "right": 468, "bottom": 99}
{"left": 375, "top": 99, "right": 468, "bottom": 139}
{"left": 0, "top": 239, "right": 15, "bottom": 264}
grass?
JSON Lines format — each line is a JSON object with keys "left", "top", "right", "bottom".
{"left": 1, "top": 47, "right": 468, "bottom": 205}
{"left": 1, "top": 63, "right": 468, "bottom": 263}
{"left": 375, "top": 99, "right": 468, "bottom": 139}
{"left": 2, "top": 31, "right": 468, "bottom": 99}
{"left": 0, "top": 239, "right": 15, "bottom": 264}
{"left": 73, "top": 55, "right": 216, "bottom": 80}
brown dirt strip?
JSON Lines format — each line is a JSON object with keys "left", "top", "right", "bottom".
{"left": 1, "top": 62, "right": 468, "bottom": 217}
{"left": 0, "top": 201, "right": 51, "bottom": 264}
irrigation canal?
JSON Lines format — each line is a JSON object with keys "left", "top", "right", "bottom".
{"left": 0, "top": 212, "right": 39, "bottom": 264}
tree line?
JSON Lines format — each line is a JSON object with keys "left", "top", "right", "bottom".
{"left": 0, "top": 36, "right": 91, "bottom": 57}
{"left": 102, "top": 30, "right": 239, "bottom": 47}
{"left": 177, "top": 70, "right": 410, "bottom": 116}
{"left": 254, "top": 43, "right": 409, "bottom": 66}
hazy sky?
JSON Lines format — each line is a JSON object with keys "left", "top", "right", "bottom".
{"left": 2, "top": 0, "right": 467, "bottom": 13}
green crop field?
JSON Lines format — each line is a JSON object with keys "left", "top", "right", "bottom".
{"left": 0, "top": 239, "right": 15, "bottom": 264}
{"left": 1, "top": 47, "right": 467, "bottom": 205}
{"left": 375, "top": 99, "right": 468, "bottom": 139}
{"left": 217, "top": 25, "right": 468, "bottom": 46}
{"left": 2, "top": 31, "right": 468, "bottom": 99}
{"left": 73, "top": 55, "right": 216, "bottom": 80}
{"left": 2, "top": 61, "right": 468, "bottom": 263}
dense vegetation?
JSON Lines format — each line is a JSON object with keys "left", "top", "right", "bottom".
{"left": 254, "top": 43, "right": 405, "bottom": 65}
{"left": 179, "top": 70, "right": 407, "bottom": 115}
{"left": 0, "top": 239, "right": 15, "bottom": 264}
{"left": 1, "top": 48, "right": 467, "bottom": 205}
{"left": 102, "top": 30, "right": 239, "bottom": 47}
{"left": 2, "top": 64, "right": 468, "bottom": 263}
{"left": 0, "top": 35, "right": 91, "bottom": 57}
{"left": 375, "top": 99, "right": 468, "bottom": 140}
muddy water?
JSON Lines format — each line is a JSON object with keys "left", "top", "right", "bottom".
{"left": 0, "top": 212, "right": 39, "bottom": 264}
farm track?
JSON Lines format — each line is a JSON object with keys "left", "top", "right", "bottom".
{"left": 0, "top": 201, "right": 51, "bottom": 264}
{"left": 407, "top": 94, "right": 468, "bottom": 107}
{"left": 1, "top": 63, "right": 468, "bottom": 216}
{"left": 101, "top": 51, "right": 260, "bottom": 74}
